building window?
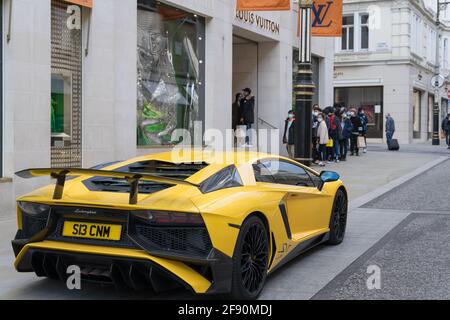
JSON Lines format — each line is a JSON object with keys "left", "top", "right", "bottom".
{"left": 428, "top": 94, "right": 434, "bottom": 140}
{"left": 360, "top": 14, "right": 369, "bottom": 50}
{"left": 443, "top": 38, "right": 448, "bottom": 69}
{"left": 413, "top": 89, "right": 421, "bottom": 139}
{"left": 51, "top": 0, "right": 82, "bottom": 168}
{"left": 423, "top": 24, "right": 428, "bottom": 59}
{"left": 411, "top": 12, "right": 422, "bottom": 55}
{"left": 137, "top": 0, "right": 205, "bottom": 147}
{"left": 426, "top": 25, "right": 436, "bottom": 64}
{"left": 341, "top": 15, "right": 354, "bottom": 51}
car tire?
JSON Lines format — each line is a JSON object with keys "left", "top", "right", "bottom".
{"left": 227, "top": 216, "right": 269, "bottom": 300}
{"left": 327, "top": 189, "right": 348, "bottom": 245}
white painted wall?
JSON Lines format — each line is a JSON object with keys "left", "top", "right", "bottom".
{"left": 2, "top": 0, "right": 52, "bottom": 214}
{"left": 82, "top": 0, "right": 137, "bottom": 168}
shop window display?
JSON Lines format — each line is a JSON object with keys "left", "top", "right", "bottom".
{"left": 137, "top": 0, "right": 205, "bottom": 146}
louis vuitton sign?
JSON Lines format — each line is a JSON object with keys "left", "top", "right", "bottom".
{"left": 64, "top": 0, "right": 93, "bottom": 8}
{"left": 235, "top": 11, "right": 280, "bottom": 35}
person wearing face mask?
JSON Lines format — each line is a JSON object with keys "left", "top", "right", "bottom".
{"left": 311, "top": 105, "right": 321, "bottom": 163}
{"left": 316, "top": 113, "right": 329, "bottom": 167}
{"left": 283, "top": 110, "right": 296, "bottom": 159}
{"left": 329, "top": 108, "right": 342, "bottom": 163}
{"left": 358, "top": 107, "right": 369, "bottom": 153}
{"left": 349, "top": 108, "right": 363, "bottom": 156}
{"left": 340, "top": 110, "right": 353, "bottom": 161}
{"left": 385, "top": 113, "right": 396, "bottom": 146}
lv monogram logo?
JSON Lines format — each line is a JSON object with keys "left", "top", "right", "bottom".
{"left": 312, "top": 1, "right": 333, "bottom": 28}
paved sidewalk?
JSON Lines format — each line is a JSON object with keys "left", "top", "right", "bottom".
{"left": 261, "top": 143, "right": 449, "bottom": 300}
{"left": 310, "top": 143, "right": 444, "bottom": 200}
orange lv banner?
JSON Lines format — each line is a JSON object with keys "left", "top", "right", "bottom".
{"left": 64, "top": 0, "right": 93, "bottom": 8}
{"left": 236, "top": 0, "right": 290, "bottom": 11}
{"left": 312, "top": 0, "right": 343, "bottom": 37}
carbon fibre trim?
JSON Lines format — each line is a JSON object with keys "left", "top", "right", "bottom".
{"left": 278, "top": 201, "right": 292, "bottom": 240}
{"left": 268, "top": 233, "right": 329, "bottom": 275}
{"left": 16, "top": 248, "right": 192, "bottom": 293}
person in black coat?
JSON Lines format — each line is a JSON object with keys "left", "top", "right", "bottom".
{"left": 339, "top": 110, "right": 353, "bottom": 161}
{"left": 232, "top": 93, "right": 241, "bottom": 131}
{"left": 239, "top": 88, "right": 255, "bottom": 145}
{"left": 442, "top": 114, "right": 450, "bottom": 149}
{"left": 349, "top": 108, "right": 363, "bottom": 156}
{"left": 329, "top": 109, "right": 342, "bottom": 162}
{"left": 358, "top": 107, "right": 369, "bottom": 153}
{"left": 283, "top": 110, "right": 296, "bottom": 159}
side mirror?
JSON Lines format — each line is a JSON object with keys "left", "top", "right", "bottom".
{"left": 318, "top": 171, "right": 340, "bottom": 191}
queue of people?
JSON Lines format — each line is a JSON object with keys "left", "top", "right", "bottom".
{"left": 313, "top": 105, "right": 368, "bottom": 166}
{"left": 284, "top": 105, "right": 370, "bottom": 167}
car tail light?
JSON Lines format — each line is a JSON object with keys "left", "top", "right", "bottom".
{"left": 18, "top": 202, "right": 50, "bottom": 217}
{"left": 132, "top": 210, "right": 205, "bottom": 226}
{"left": 17, "top": 202, "right": 51, "bottom": 238}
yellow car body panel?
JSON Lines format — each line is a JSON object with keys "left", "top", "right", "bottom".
{"left": 12, "top": 150, "right": 347, "bottom": 295}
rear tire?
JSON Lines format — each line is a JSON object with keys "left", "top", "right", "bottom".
{"left": 327, "top": 189, "right": 348, "bottom": 245}
{"left": 227, "top": 216, "right": 269, "bottom": 300}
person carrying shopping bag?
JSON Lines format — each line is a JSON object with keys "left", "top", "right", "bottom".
{"left": 317, "top": 113, "right": 329, "bottom": 167}
{"left": 349, "top": 108, "right": 363, "bottom": 156}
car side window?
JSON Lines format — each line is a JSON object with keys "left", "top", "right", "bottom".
{"left": 252, "top": 162, "right": 276, "bottom": 183}
{"left": 264, "top": 160, "right": 315, "bottom": 187}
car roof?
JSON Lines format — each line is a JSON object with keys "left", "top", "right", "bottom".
{"left": 101, "top": 150, "right": 319, "bottom": 186}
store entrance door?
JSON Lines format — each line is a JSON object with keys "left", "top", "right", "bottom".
{"left": 334, "top": 86, "right": 384, "bottom": 139}
{"left": 232, "top": 35, "right": 258, "bottom": 146}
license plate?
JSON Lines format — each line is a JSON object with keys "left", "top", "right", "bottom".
{"left": 62, "top": 221, "right": 122, "bottom": 241}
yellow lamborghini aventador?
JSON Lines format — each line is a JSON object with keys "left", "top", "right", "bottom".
{"left": 12, "top": 150, "right": 347, "bottom": 299}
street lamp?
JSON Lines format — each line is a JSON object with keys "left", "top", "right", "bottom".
{"left": 294, "top": 0, "right": 315, "bottom": 165}
{"left": 433, "top": 1, "right": 450, "bottom": 145}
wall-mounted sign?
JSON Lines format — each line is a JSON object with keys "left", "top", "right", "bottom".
{"left": 431, "top": 75, "right": 445, "bottom": 89}
{"left": 311, "top": 0, "right": 343, "bottom": 37}
{"left": 375, "top": 105, "right": 381, "bottom": 114}
{"left": 237, "top": 0, "right": 290, "bottom": 11}
{"left": 65, "top": 0, "right": 92, "bottom": 8}
{"left": 235, "top": 11, "right": 280, "bottom": 34}
{"left": 376, "top": 42, "right": 390, "bottom": 51}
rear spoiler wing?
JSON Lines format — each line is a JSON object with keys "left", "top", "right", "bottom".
{"left": 15, "top": 168, "right": 199, "bottom": 205}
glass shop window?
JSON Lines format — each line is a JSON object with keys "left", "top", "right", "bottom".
{"left": 137, "top": 0, "right": 205, "bottom": 147}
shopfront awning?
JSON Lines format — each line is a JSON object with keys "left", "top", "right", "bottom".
{"left": 64, "top": 0, "right": 93, "bottom": 8}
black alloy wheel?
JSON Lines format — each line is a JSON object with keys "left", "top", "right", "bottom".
{"left": 327, "top": 189, "right": 348, "bottom": 245}
{"left": 228, "top": 216, "right": 269, "bottom": 300}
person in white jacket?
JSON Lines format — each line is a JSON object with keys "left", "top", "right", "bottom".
{"left": 316, "top": 113, "right": 329, "bottom": 167}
